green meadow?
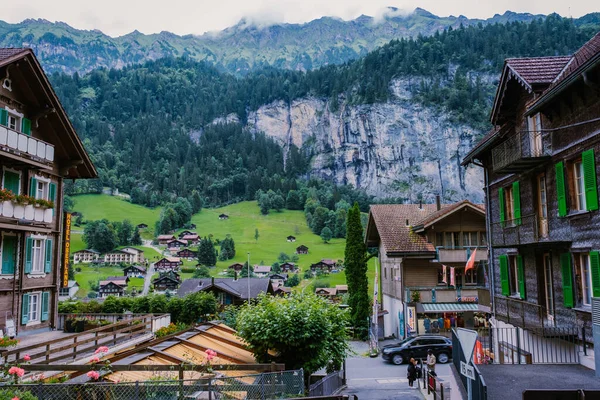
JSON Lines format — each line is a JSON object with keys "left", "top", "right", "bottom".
{"left": 70, "top": 195, "right": 377, "bottom": 296}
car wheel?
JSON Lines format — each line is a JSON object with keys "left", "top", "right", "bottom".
{"left": 392, "top": 354, "right": 404, "bottom": 365}
{"left": 437, "top": 353, "right": 449, "bottom": 364}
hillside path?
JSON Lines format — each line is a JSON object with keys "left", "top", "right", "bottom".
{"left": 141, "top": 262, "right": 155, "bottom": 296}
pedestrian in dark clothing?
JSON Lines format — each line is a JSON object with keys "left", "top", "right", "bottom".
{"left": 407, "top": 358, "right": 418, "bottom": 387}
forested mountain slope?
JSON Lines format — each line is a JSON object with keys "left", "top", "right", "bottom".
{"left": 50, "top": 15, "right": 599, "bottom": 206}
{"left": 0, "top": 8, "right": 585, "bottom": 74}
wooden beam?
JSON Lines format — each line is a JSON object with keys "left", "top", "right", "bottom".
{"left": 24, "top": 363, "right": 285, "bottom": 372}
{"left": 192, "top": 327, "right": 248, "bottom": 350}
{"left": 174, "top": 338, "right": 248, "bottom": 364}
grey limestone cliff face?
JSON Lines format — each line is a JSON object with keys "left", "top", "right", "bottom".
{"left": 241, "top": 82, "right": 484, "bottom": 202}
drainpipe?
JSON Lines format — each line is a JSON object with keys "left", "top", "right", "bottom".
{"left": 482, "top": 165, "right": 496, "bottom": 316}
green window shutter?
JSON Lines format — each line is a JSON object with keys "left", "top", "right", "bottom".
{"left": 582, "top": 149, "right": 598, "bottom": 211}
{"left": 1, "top": 236, "right": 17, "bottom": 275}
{"left": 41, "top": 292, "right": 49, "bottom": 321}
{"left": 499, "top": 187, "right": 505, "bottom": 224}
{"left": 499, "top": 255, "right": 510, "bottom": 296}
{"left": 590, "top": 251, "right": 600, "bottom": 298}
{"left": 21, "top": 118, "right": 31, "bottom": 136}
{"left": 25, "top": 237, "right": 33, "bottom": 274}
{"left": 560, "top": 253, "right": 574, "bottom": 308}
{"left": 3, "top": 170, "right": 20, "bottom": 194}
{"left": 45, "top": 239, "right": 52, "bottom": 273}
{"left": 555, "top": 162, "right": 568, "bottom": 217}
{"left": 21, "top": 294, "right": 29, "bottom": 325}
{"left": 0, "top": 109, "right": 7, "bottom": 126}
{"left": 513, "top": 181, "right": 521, "bottom": 226}
{"left": 517, "top": 255, "right": 526, "bottom": 299}
{"left": 49, "top": 182, "right": 57, "bottom": 216}
{"left": 29, "top": 177, "right": 37, "bottom": 197}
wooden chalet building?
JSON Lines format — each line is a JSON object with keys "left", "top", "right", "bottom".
{"left": 181, "top": 234, "right": 199, "bottom": 245}
{"left": 123, "top": 265, "right": 146, "bottom": 278}
{"left": 153, "top": 271, "right": 181, "bottom": 292}
{"left": 176, "top": 248, "right": 197, "bottom": 259}
{"left": 296, "top": 245, "right": 309, "bottom": 254}
{"left": 269, "top": 273, "right": 288, "bottom": 287}
{"left": 120, "top": 247, "right": 145, "bottom": 263}
{"left": 0, "top": 48, "right": 96, "bottom": 335}
{"left": 286, "top": 235, "right": 296, "bottom": 242}
{"left": 335, "top": 285, "right": 348, "bottom": 295}
{"left": 273, "top": 285, "right": 291, "bottom": 296}
{"left": 167, "top": 239, "right": 187, "bottom": 249}
{"left": 73, "top": 249, "right": 101, "bottom": 264}
{"left": 178, "top": 230, "right": 195, "bottom": 238}
{"left": 253, "top": 265, "right": 271, "bottom": 277}
{"left": 99, "top": 276, "right": 129, "bottom": 298}
{"left": 315, "top": 288, "right": 338, "bottom": 299}
{"left": 279, "top": 262, "right": 297, "bottom": 273}
{"left": 228, "top": 262, "right": 244, "bottom": 272}
{"left": 157, "top": 234, "right": 175, "bottom": 245}
{"left": 137, "top": 223, "right": 148, "bottom": 229}
{"left": 155, "top": 257, "right": 181, "bottom": 271}
{"left": 310, "top": 259, "right": 337, "bottom": 272}
{"left": 462, "top": 32, "right": 600, "bottom": 348}
{"left": 366, "top": 200, "right": 489, "bottom": 338}
{"left": 219, "top": 214, "right": 229, "bottom": 220}
{"left": 177, "top": 277, "right": 273, "bottom": 306}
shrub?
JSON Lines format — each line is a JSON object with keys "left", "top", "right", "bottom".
{"left": 181, "top": 267, "right": 195, "bottom": 273}
{"left": 155, "top": 322, "right": 188, "bottom": 338}
{"left": 0, "top": 389, "right": 38, "bottom": 400}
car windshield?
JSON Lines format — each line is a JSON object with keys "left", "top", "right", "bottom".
{"left": 393, "top": 338, "right": 413, "bottom": 347}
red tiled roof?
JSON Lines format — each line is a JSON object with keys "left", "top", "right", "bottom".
{"left": 368, "top": 204, "right": 443, "bottom": 254}
{"left": 0, "top": 48, "right": 29, "bottom": 63}
{"left": 413, "top": 200, "right": 485, "bottom": 228}
{"left": 506, "top": 56, "right": 571, "bottom": 86}
{"left": 529, "top": 31, "right": 600, "bottom": 111}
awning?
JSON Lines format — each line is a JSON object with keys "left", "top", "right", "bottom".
{"left": 420, "top": 303, "right": 479, "bottom": 313}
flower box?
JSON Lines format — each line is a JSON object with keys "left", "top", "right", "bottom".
{"left": 2, "top": 201, "right": 13, "bottom": 218}
{"left": 13, "top": 204, "right": 24, "bottom": 219}
{"left": 44, "top": 208, "right": 53, "bottom": 223}
{"left": 34, "top": 207, "right": 44, "bottom": 222}
{"left": 24, "top": 204, "right": 35, "bottom": 220}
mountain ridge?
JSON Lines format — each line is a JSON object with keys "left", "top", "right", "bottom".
{"left": 1, "top": 8, "right": 583, "bottom": 74}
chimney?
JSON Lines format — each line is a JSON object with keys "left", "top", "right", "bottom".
{"left": 211, "top": 277, "right": 214, "bottom": 286}
{"left": 419, "top": 199, "right": 423, "bottom": 210}
{"left": 234, "top": 271, "right": 238, "bottom": 281}
{"left": 436, "top": 194, "right": 441, "bottom": 211}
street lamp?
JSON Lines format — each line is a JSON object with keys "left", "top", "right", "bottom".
{"left": 247, "top": 252, "right": 251, "bottom": 304}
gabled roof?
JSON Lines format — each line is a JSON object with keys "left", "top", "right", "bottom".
{"left": 253, "top": 265, "right": 271, "bottom": 273}
{"left": 0, "top": 48, "right": 96, "bottom": 178}
{"left": 490, "top": 56, "right": 570, "bottom": 125}
{"left": 412, "top": 200, "right": 485, "bottom": 231}
{"left": 99, "top": 280, "right": 127, "bottom": 288}
{"left": 315, "top": 288, "right": 337, "bottom": 296}
{"left": 366, "top": 204, "right": 444, "bottom": 254}
{"left": 153, "top": 275, "right": 179, "bottom": 285}
{"left": 125, "top": 265, "right": 146, "bottom": 272}
{"left": 529, "top": 31, "right": 600, "bottom": 114}
{"left": 157, "top": 235, "right": 175, "bottom": 240}
{"left": 73, "top": 249, "right": 100, "bottom": 254}
{"left": 177, "top": 278, "right": 271, "bottom": 300}
{"left": 157, "top": 257, "right": 181, "bottom": 263}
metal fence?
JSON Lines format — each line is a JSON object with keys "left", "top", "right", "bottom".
{"left": 308, "top": 371, "right": 343, "bottom": 397}
{"left": 452, "top": 329, "right": 488, "bottom": 400}
{"left": 0, "top": 370, "right": 305, "bottom": 400}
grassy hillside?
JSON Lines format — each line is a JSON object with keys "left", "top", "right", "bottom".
{"left": 70, "top": 196, "right": 377, "bottom": 296}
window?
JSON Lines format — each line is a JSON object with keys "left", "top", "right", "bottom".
{"left": 575, "top": 253, "right": 592, "bottom": 306}
{"left": 509, "top": 256, "right": 519, "bottom": 295}
{"left": 505, "top": 187, "right": 514, "bottom": 221}
{"left": 31, "top": 239, "right": 44, "bottom": 273}
{"left": 28, "top": 293, "right": 40, "bottom": 322}
{"left": 438, "top": 266, "right": 450, "bottom": 285}
{"left": 7, "top": 113, "right": 19, "bottom": 131}
{"left": 463, "top": 232, "right": 480, "bottom": 247}
{"left": 499, "top": 183, "right": 521, "bottom": 226}
{"left": 528, "top": 113, "right": 543, "bottom": 156}
{"left": 537, "top": 174, "right": 548, "bottom": 237}
{"left": 499, "top": 254, "right": 525, "bottom": 298}
{"left": 2, "top": 169, "right": 20, "bottom": 194}
{"left": 480, "top": 232, "right": 487, "bottom": 246}
{"left": 36, "top": 180, "right": 48, "bottom": 200}
{"left": 465, "top": 266, "right": 478, "bottom": 285}
{"left": 1, "top": 234, "right": 18, "bottom": 275}
{"left": 574, "top": 160, "right": 586, "bottom": 211}
{"left": 444, "top": 232, "right": 460, "bottom": 248}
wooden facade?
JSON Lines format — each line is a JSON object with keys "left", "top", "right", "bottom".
{"left": 296, "top": 245, "right": 308, "bottom": 254}
{"left": 462, "top": 34, "right": 600, "bottom": 340}
{"left": 155, "top": 257, "right": 181, "bottom": 271}
{"left": 279, "top": 262, "right": 297, "bottom": 272}
{"left": 153, "top": 275, "right": 180, "bottom": 292}
{"left": 0, "top": 49, "right": 96, "bottom": 335}
{"left": 310, "top": 259, "right": 336, "bottom": 272}
{"left": 176, "top": 248, "right": 197, "bottom": 259}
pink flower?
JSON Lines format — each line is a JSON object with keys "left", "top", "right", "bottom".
{"left": 204, "top": 349, "right": 217, "bottom": 361}
{"left": 87, "top": 371, "right": 100, "bottom": 380}
{"left": 23, "top": 354, "right": 31, "bottom": 361}
{"left": 12, "top": 397, "right": 19, "bottom": 400}
{"left": 90, "top": 356, "right": 100, "bottom": 363}
{"left": 95, "top": 346, "right": 109, "bottom": 354}
{"left": 8, "top": 367, "right": 25, "bottom": 377}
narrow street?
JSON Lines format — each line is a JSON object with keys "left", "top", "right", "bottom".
{"left": 141, "top": 240, "right": 163, "bottom": 296}
{"left": 342, "top": 340, "right": 457, "bottom": 400}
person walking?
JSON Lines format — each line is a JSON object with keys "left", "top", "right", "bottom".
{"left": 427, "top": 349, "right": 437, "bottom": 373}
{"left": 407, "top": 358, "right": 418, "bottom": 387}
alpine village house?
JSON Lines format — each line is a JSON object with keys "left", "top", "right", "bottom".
{"left": 366, "top": 199, "right": 489, "bottom": 339}
{"left": 462, "top": 32, "right": 600, "bottom": 354}
{"left": 0, "top": 48, "right": 96, "bottom": 335}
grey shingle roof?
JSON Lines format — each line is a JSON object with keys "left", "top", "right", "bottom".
{"left": 177, "top": 278, "right": 271, "bottom": 299}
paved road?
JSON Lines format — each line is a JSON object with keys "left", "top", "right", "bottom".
{"left": 341, "top": 341, "right": 456, "bottom": 400}
{"left": 141, "top": 262, "right": 155, "bottom": 295}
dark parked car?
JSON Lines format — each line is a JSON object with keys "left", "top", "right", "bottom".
{"left": 381, "top": 335, "right": 452, "bottom": 365}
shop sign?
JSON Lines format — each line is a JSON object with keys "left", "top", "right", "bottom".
{"left": 407, "top": 306, "right": 416, "bottom": 333}
{"left": 62, "top": 212, "right": 72, "bottom": 288}
{"left": 457, "top": 296, "right": 478, "bottom": 303}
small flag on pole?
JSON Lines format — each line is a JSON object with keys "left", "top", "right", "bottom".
{"left": 450, "top": 267, "right": 455, "bottom": 286}
{"left": 441, "top": 264, "right": 447, "bottom": 283}
{"left": 465, "top": 248, "right": 477, "bottom": 273}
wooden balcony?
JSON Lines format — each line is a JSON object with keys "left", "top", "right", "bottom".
{"left": 437, "top": 246, "right": 487, "bottom": 263}
{"left": 491, "top": 130, "right": 551, "bottom": 173}
{"left": 409, "top": 287, "right": 490, "bottom": 306}
{"left": 491, "top": 214, "right": 572, "bottom": 248}
{"left": 0, "top": 126, "right": 55, "bottom": 168}
{"left": 0, "top": 201, "right": 53, "bottom": 223}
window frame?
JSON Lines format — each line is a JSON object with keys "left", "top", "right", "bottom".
{"left": 29, "top": 236, "right": 48, "bottom": 275}
{"left": 575, "top": 253, "right": 592, "bottom": 307}
{"left": 33, "top": 175, "right": 51, "bottom": 201}
{"left": 509, "top": 255, "right": 519, "bottom": 296}
{"left": 1, "top": 232, "right": 19, "bottom": 276}
{"left": 573, "top": 160, "right": 586, "bottom": 211}
{"left": 28, "top": 292, "right": 40, "bottom": 323}
{"left": 505, "top": 186, "right": 515, "bottom": 223}
{"left": 2, "top": 167, "right": 21, "bottom": 194}
{"left": 465, "top": 266, "right": 478, "bottom": 285}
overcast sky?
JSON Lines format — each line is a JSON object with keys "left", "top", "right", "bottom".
{"left": 5, "top": 1, "right": 597, "bottom": 37}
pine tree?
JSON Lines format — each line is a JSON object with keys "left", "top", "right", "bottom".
{"left": 344, "top": 202, "right": 370, "bottom": 339}
{"left": 320, "top": 227, "right": 333, "bottom": 243}
{"left": 197, "top": 237, "right": 217, "bottom": 266}
{"left": 132, "top": 228, "right": 142, "bottom": 245}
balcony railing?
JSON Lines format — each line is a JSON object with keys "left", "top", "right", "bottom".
{"left": 491, "top": 214, "right": 572, "bottom": 247}
{"left": 408, "top": 287, "right": 489, "bottom": 304}
{"left": 437, "top": 246, "right": 488, "bottom": 263}
{"left": 0, "top": 126, "right": 55, "bottom": 164}
{"left": 492, "top": 130, "right": 551, "bottom": 173}
{"left": 0, "top": 201, "right": 53, "bottom": 223}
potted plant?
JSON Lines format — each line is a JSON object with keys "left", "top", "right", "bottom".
{"left": 0, "top": 336, "right": 19, "bottom": 349}
{"left": 13, "top": 194, "right": 35, "bottom": 219}
{"left": 0, "top": 188, "right": 15, "bottom": 217}
{"left": 65, "top": 318, "right": 77, "bottom": 333}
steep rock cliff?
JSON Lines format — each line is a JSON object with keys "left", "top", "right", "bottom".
{"left": 244, "top": 81, "right": 484, "bottom": 202}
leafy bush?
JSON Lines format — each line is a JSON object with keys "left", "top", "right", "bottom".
{"left": 0, "top": 389, "right": 38, "bottom": 400}
{"left": 155, "top": 322, "right": 188, "bottom": 338}
{"left": 181, "top": 267, "right": 195, "bottom": 273}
